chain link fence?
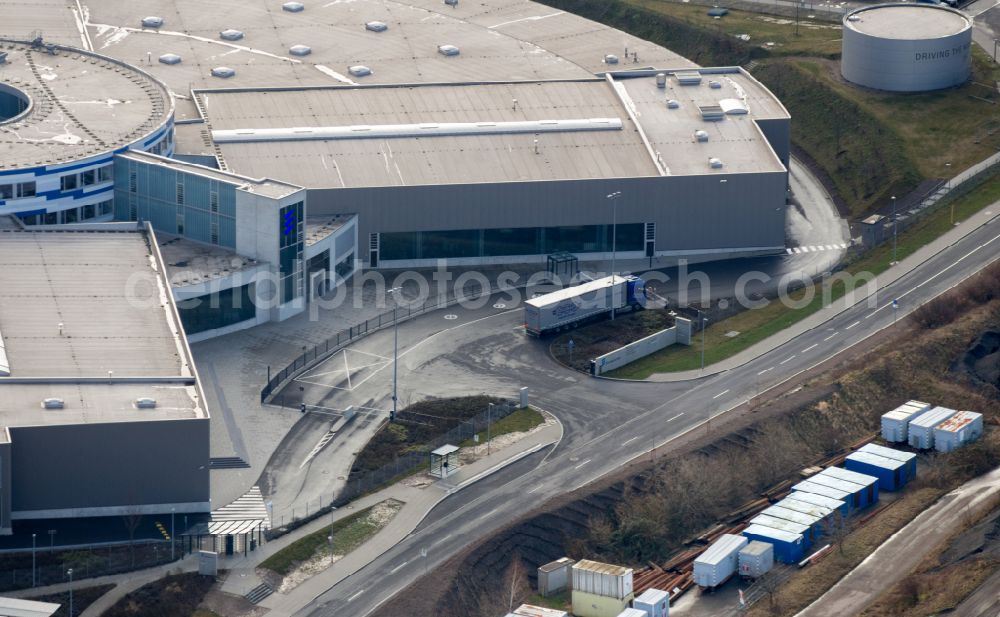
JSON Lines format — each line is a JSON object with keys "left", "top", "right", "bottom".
{"left": 0, "top": 541, "right": 175, "bottom": 592}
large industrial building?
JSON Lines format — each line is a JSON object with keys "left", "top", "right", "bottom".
{"left": 841, "top": 4, "right": 972, "bottom": 92}
{"left": 0, "top": 221, "right": 210, "bottom": 533}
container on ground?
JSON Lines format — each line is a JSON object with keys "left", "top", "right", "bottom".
{"left": 908, "top": 406, "right": 958, "bottom": 449}
{"left": 787, "top": 488, "right": 850, "bottom": 516}
{"left": 692, "top": 533, "right": 747, "bottom": 589}
{"left": 880, "top": 400, "right": 932, "bottom": 443}
{"left": 859, "top": 443, "right": 917, "bottom": 481}
{"left": 741, "top": 524, "right": 805, "bottom": 564}
{"left": 632, "top": 588, "right": 669, "bottom": 617}
{"left": 738, "top": 540, "right": 774, "bottom": 579}
{"left": 538, "top": 557, "right": 575, "bottom": 597}
{"left": 814, "top": 467, "right": 879, "bottom": 508}
{"left": 572, "top": 559, "right": 634, "bottom": 600}
{"left": 524, "top": 275, "right": 646, "bottom": 336}
{"left": 933, "top": 410, "right": 984, "bottom": 452}
{"left": 845, "top": 451, "right": 908, "bottom": 491}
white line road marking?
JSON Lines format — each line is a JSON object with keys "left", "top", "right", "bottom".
{"left": 668, "top": 413, "right": 685, "bottom": 422}
{"left": 758, "top": 367, "right": 773, "bottom": 375}
{"left": 802, "top": 343, "right": 818, "bottom": 353}
{"left": 622, "top": 436, "right": 640, "bottom": 446}
{"left": 845, "top": 321, "right": 860, "bottom": 330}
{"left": 786, "top": 248, "right": 793, "bottom": 255}
{"left": 574, "top": 459, "right": 592, "bottom": 470}
{"left": 780, "top": 355, "right": 795, "bottom": 365}
{"left": 389, "top": 562, "right": 408, "bottom": 574}
{"left": 824, "top": 332, "right": 838, "bottom": 341}
{"left": 348, "top": 590, "right": 365, "bottom": 602}
{"left": 713, "top": 389, "right": 730, "bottom": 399}
{"left": 527, "top": 485, "right": 542, "bottom": 493}
{"left": 430, "top": 534, "right": 452, "bottom": 547}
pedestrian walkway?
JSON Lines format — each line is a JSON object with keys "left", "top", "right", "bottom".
{"left": 216, "top": 421, "right": 560, "bottom": 610}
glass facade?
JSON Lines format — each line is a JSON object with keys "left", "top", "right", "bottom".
{"left": 177, "top": 284, "right": 256, "bottom": 334}
{"left": 279, "top": 201, "right": 304, "bottom": 304}
{"left": 380, "top": 224, "right": 644, "bottom": 260}
{"left": 18, "top": 200, "right": 114, "bottom": 225}
{"left": 113, "top": 158, "right": 238, "bottom": 249}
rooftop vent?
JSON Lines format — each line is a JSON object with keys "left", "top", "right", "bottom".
{"left": 445, "top": 0, "right": 458, "bottom": 5}
{"left": 348, "top": 65, "right": 372, "bottom": 77}
{"left": 220, "top": 29, "right": 245, "bottom": 41}
{"left": 709, "top": 80, "right": 722, "bottom": 89}
{"left": 675, "top": 71, "right": 702, "bottom": 85}
{"left": 699, "top": 105, "right": 725, "bottom": 121}
{"left": 283, "top": 1, "right": 305, "bottom": 11}
{"left": 720, "top": 98, "right": 749, "bottom": 114}
{"left": 0, "top": 51, "right": 7, "bottom": 64}
{"left": 141, "top": 16, "right": 164, "bottom": 28}
{"left": 158, "top": 53, "right": 182, "bottom": 65}
{"left": 366, "top": 21, "right": 388, "bottom": 32}
{"left": 666, "top": 99, "right": 680, "bottom": 109}
{"left": 289, "top": 44, "right": 312, "bottom": 56}
{"left": 135, "top": 397, "right": 157, "bottom": 409}
{"left": 211, "top": 66, "right": 236, "bottom": 78}
{"left": 709, "top": 157, "right": 724, "bottom": 169}
{"left": 42, "top": 398, "right": 64, "bottom": 409}
{"left": 695, "top": 130, "right": 709, "bottom": 142}
{"left": 438, "top": 44, "right": 460, "bottom": 56}
{"left": 847, "top": 14, "right": 860, "bottom": 21}
{"left": 656, "top": 73, "right": 666, "bottom": 88}
{"left": 604, "top": 54, "right": 619, "bottom": 64}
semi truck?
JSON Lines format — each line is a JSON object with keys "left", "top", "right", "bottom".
{"left": 523, "top": 275, "right": 646, "bottom": 336}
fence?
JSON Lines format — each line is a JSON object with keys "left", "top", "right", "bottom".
{"left": 260, "top": 276, "right": 515, "bottom": 403}
{"left": 267, "top": 400, "right": 520, "bottom": 538}
{"left": 0, "top": 540, "right": 175, "bottom": 592}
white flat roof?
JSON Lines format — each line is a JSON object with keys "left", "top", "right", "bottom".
{"left": 845, "top": 5, "right": 971, "bottom": 40}
{"left": 0, "top": 597, "right": 60, "bottom": 617}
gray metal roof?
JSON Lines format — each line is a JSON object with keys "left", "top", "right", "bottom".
{"left": 157, "top": 233, "right": 263, "bottom": 288}
{"left": 0, "top": 229, "right": 206, "bottom": 426}
{"left": 118, "top": 151, "right": 303, "bottom": 199}
{"left": 0, "top": 39, "right": 172, "bottom": 170}
{"left": 196, "top": 70, "right": 785, "bottom": 188}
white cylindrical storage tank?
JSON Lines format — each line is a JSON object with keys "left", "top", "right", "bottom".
{"left": 841, "top": 4, "right": 972, "bottom": 92}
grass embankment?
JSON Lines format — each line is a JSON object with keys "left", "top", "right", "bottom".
{"left": 260, "top": 499, "right": 402, "bottom": 576}
{"left": 27, "top": 584, "right": 115, "bottom": 617}
{"left": 459, "top": 407, "right": 545, "bottom": 447}
{"left": 607, "top": 174, "right": 1000, "bottom": 378}
{"left": 103, "top": 573, "right": 215, "bottom": 617}
{"left": 351, "top": 395, "right": 506, "bottom": 478}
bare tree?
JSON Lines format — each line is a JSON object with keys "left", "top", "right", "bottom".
{"left": 756, "top": 570, "right": 782, "bottom": 614}
{"left": 824, "top": 508, "right": 850, "bottom": 557}
{"left": 121, "top": 503, "right": 144, "bottom": 567}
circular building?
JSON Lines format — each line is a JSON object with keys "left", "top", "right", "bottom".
{"left": 841, "top": 4, "right": 972, "bottom": 92}
{"left": 0, "top": 38, "right": 174, "bottom": 225}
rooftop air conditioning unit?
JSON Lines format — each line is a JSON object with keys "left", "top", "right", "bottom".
{"left": 366, "top": 21, "right": 388, "bottom": 32}
{"left": 709, "top": 157, "right": 724, "bottom": 169}
{"left": 43, "top": 398, "right": 65, "bottom": 409}
{"left": 211, "top": 67, "right": 236, "bottom": 78}
{"left": 141, "top": 16, "right": 164, "bottom": 28}
{"left": 666, "top": 99, "right": 680, "bottom": 109}
{"left": 348, "top": 65, "right": 372, "bottom": 77}
{"left": 695, "top": 130, "right": 709, "bottom": 142}
{"left": 289, "top": 45, "right": 312, "bottom": 56}
{"left": 159, "top": 53, "right": 182, "bottom": 65}
{"left": 136, "top": 397, "right": 157, "bottom": 409}
{"left": 438, "top": 44, "right": 460, "bottom": 56}
{"left": 283, "top": 1, "right": 305, "bottom": 11}
{"left": 220, "top": 29, "right": 245, "bottom": 41}
{"left": 604, "top": 54, "right": 619, "bottom": 64}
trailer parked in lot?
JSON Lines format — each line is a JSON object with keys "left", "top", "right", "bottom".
{"left": 524, "top": 275, "right": 645, "bottom": 336}
{"left": 693, "top": 534, "right": 747, "bottom": 589}
{"left": 738, "top": 541, "right": 774, "bottom": 579}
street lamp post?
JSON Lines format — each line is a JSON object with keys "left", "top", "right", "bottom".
{"left": 607, "top": 191, "right": 621, "bottom": 320}
{"left": 171, "top": 508, "right": 175, "bottom": 561}
{"left": 31, "top": 534, "right": 36, "bottom": 587}
{"left": 387, "top": 286, "right": 403, "bottom": 422}
{"left": 67, "top": 568, "right": 74, "bottom": 617}
{"left": 698, "top": 308, "right": 708, "bottom": 373}
{"left": 891, "top": 195, "right": 897, "bottom": 265}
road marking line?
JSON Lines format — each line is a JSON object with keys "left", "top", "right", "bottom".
{"left": 622, "top": 436, "right": 639, "bottom": 446}
{"left": 574, "top": 459, "right": 592, "bottom": 470}
{"left": 527, "top": 485, "right": 542, "bottom": 493}
{"left": 389, "top": 561, "right": 407, "bottom": 574}
{"left": 780, "top": 355, "right": 795, "bottom": 365}
{"left": 668, "top": 413, "right": 685, "bottom": 422}
{"left": 430, "top": 534, "right": 452, "bottom": 547}
{"left": 802, "top": 343, "right": 818, "bottom": 353}
{"left": 786, "top": 248, "right": 793, "bottom": 255}
{"left": 824, "top": 332, "right": 838, "bottom": 341}
{"left": 758, "top": 367, "right": 773, "bottom": 375}
{"left": 348, "top": 590, "right": 365, "bottom": 602}
{"left": 845, "top": 320, "right": 860, "bottom": 330}
{"left": 713, "top": 389, "right": 729, "bottom": 399}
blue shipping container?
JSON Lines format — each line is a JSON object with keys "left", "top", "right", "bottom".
{"left": 790, "top": 484, "right": 851, "bottom": 516}
{"left": 859, "top": 443, "right": 917, "bottom": 482}
{"left": 742, "top": 524, "right": 805, "bottom": 564}
{"left": 845, "top": 451, "right": 908, "bottom": 491}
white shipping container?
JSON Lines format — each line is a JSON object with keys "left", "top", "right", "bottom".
{"left": 616, "top": 609, "right": 647, "bottom": 617}
{"left": 632, "top": 588, "right": 669, "bottom": 617}
{"left": 693, "top": 534, "right": 748, "bottom": 588}
{"left": 880, "top": 400, "right": 932, "bottom": 442}
{"left": 513, "top": 605, "right": 569, "bottom": 617}
{"left": 572, "top": 560, "right": 634, "bottom": 600}
{"left": 908, "top": 406, "right": 957, "bottom": 449}
{"left": 524, "top": 275, "right": 642, "bottom": 335}
{"left": 738, "top": 541, "right": 774, "bottom": 578}
{"left": 933, "top": 410, "right": 984, "bottom": 453}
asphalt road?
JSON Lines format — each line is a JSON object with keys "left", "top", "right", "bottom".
{"left": 288, "top": 210, "right": 1000, "bottom": 617}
